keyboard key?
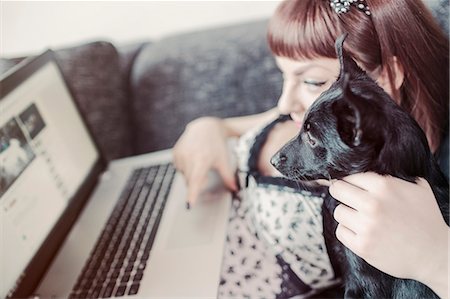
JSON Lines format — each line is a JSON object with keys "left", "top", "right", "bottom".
{"left": 133, "top": 271, "right": 144, "bottom": 281}
{"left": 125, "top": 263, "right": 134, "bottom": 273}
{"left": 129, "top": 254, "right": 137, "bottom": 263}
{"left": 101, "top": 283, "right": 114, "bottom": 298}
{"left": 114, "top": 260, "right": 124, "bottom": 269}
{"left": 141, "top": 252, "right": 150, "bottom": 261}
{"left": 115, "top": 285, "right": 127, "bottom": 297}
{"left": 91, "top": 286, "right": 102, "bottom": 298}
{"left": 121, "top": 273, "right": 130, "bottom": 283}
{"left": 110, "top": 270, "right": 120, "bottom": 279}
{"left": 137, "top": 262, "right": 146, "bottom": 271}
{"left": 128, "top": 283, "right": 140, "bottom": 295}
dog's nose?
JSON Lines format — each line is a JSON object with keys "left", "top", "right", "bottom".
{"left": 270, "top": 152, "right": 287, "bottom": 167}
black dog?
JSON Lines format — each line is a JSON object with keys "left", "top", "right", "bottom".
{"left": 271, "top": 34, "right": 449, "bottom": 298}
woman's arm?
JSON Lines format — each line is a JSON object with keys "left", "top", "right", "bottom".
{"left": 329, "top": 173, "right": 449, "bottom": 299}
{"left": 173, "top": 107, "right": 279, "bottom": 206}
{"left": 221, "top": 107, "right": 279, "bottom": 137}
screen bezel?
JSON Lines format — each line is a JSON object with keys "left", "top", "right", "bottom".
{"left": 1, "top": 50, "right": 107, "bottom": 298}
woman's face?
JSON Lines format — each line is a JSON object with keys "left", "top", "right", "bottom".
{"left": 276, "top": 56, "right": 398, "bottom": 128}
{"left": 275, "top": 56, "right": 340, "bottom": 127}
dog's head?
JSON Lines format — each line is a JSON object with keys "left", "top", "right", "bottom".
{"left": 271, "top": 34, "right": 431, "bottom": 181}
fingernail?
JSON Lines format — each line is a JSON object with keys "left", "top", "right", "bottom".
{"left": 186, "top": 202, "right": 191, "bottom": 210}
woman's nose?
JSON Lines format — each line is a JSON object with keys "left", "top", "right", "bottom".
{"left": 277, "top": 82, "right": 302, "bottom": 114}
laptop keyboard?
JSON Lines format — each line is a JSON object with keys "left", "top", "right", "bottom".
{"left": 69, "top": 163, "right": 176, "bottom": 298}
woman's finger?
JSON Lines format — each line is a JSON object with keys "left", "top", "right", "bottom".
{"left": 172, "top": 152, "right": 184, "bottom": 173}
{"left": 333, "top": 203, "right": 360, "bottom": 233}
{"left": 185, "top": 162, "right": 208, "bottom": 207}
{"left": 329, "top": 179, "right": 369, "bottom": 211}
{"left": 340, "top": 172, "right": 383, "bottom": 192}
{"left": 335, "top": 223, "right": 357, "bottom": 252}
{"left": 215, "top": 152, "right": 238, "bottom": 192}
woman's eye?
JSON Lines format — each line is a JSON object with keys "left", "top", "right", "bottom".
{"left": 304, "top": 80, "right": 326, "bottom": 86}
{"left": 304, "top": 80, "right": 327, "bottom": 92}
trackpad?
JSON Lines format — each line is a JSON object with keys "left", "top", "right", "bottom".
{"left": 165, "top": 190, "right": 226, "bottom": 249}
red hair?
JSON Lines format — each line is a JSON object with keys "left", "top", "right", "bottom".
{"left": 267, "top": 0, "right": 449, "bottom": 152}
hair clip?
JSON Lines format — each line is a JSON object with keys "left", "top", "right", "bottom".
{"left": 329, "top": 0, "right": 371, "bottom": 16}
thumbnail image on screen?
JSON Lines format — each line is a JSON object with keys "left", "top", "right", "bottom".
{"left": 19, "top": 103, "right": 46, "bottom": 140}
{"left": 0, "top": 118, "right": 36, "bottom": 197}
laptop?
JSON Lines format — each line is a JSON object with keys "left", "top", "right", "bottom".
{"left": 0, "top": 50, "right": 232, "bottom": 299}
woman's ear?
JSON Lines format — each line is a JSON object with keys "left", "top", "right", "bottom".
{"left": 376, "top": 56, "right": 405, "bottom": 92}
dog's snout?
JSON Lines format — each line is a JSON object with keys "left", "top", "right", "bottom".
{"left": 270, "top": 152, "right": 288, "bottom": 168}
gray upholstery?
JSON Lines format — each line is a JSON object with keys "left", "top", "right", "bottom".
{"left": 117, "top": 41, "right": 149, "bottom": 98}
{"left": 55, "top": 42, "right": 133, "bottom": 161}
{"left": 428, "top": 0, "right": 449, "bottom": 35}
{"left": 130, "top": 20, "right": 282, "bottom": 153}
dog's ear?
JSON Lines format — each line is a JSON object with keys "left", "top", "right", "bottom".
{"left": 335, "top": 33, "right": 367, "bottom": 81}
{"left": 332, "top": 73, "right": 363, "bottom": 147}
{"left": 332, "top": 34, "right": 367, "bottom": 147}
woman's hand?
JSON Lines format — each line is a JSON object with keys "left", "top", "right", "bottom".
{"left": 329, "top": 173, "right": 449, "bottom": 298}
{"left": 173, "top": 117, "right": 238, "bottom": 207}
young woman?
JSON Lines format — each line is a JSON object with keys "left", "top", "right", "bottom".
{"left": 173, "top": 0, "right": 449, "bottom": 298}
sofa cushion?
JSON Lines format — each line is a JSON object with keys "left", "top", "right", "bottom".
{"left": 131, "top": 19, "right": 282, "bottom": 153}
{"left": 55, "top": 41, "right": 133, "bottom": 161}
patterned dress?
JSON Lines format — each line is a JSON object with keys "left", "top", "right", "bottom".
{"left": 217, "top": 115, "right": 341, "bottom": 299}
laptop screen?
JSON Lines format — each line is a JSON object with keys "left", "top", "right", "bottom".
{"left": 0, "top": 56, "right": 99, "bottom": 298}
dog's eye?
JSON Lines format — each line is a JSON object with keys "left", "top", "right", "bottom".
{"left": 306, "top": 131, "right": 317, "bottom": 147}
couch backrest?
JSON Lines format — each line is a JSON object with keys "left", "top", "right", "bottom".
{"left": 130, "top": 19, "right": 283, "bottom": 153}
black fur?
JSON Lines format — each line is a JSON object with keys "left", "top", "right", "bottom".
{"left": 271, "top": 34, "right": 449, "bottom": 298}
